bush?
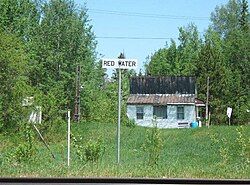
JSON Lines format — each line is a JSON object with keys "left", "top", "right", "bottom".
{"left": 15, "top": 142, "right": 37, "bottom": 163}
{"left": 143, "top": 117, "right": 163, "bottom": 166}
{"left": 84, "top": 138, "right": 105, "bottom": 163}
{"left": 125, "top": 118, "right": 136, "bottom": 128}
{"left": 15, "top": 122, "right": 37, "bottom": 163}
{"left": 72, "top": 134, "right": 105, "bottom": 164}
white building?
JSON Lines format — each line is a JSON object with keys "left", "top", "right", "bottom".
{"left": 126, "top": 77, "right": 205, "bottom": 129}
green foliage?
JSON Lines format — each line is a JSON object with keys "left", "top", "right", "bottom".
{"left": 72, "top": 133, "right": 105, "bottom": 164}
{"left": 210, "top": 126, "right": 250, "bottom": 171}
{"left": 0, "top": 31, "right": 32, "bottom": 129}
{"left": 0, "top": 122, "right": 250, "bottom": 178}
{"left": 72, "top": 134, "right": 85, "bottom": 162}
{"left": 210, "top": 0, "right": 242, "bottom": 37}
{"left": 145, "top": 23, "right": 201, "bottom": 76}
{"left": 143, "top": 118, "right": 163, "bottom": 166}
{"left": 84, "top": 138, "right": 105, "bottom": 163}
{"left": 210, "top": 133, "right": 230, "bottom": 166}
{"left": 15, "top": 142, "right": 37, "bottom": 163}
{"left": 28, "top": 0, "right": 97, "bottom": 122}
{"left": 125, "top": 118, "right": 136, "bottom": 128}
{"left": 0, "top": 0, "right": 39, "bottom": 37}
{"left": 236, "top": 126, "right": 250, "bottom": 170}
{"left": 145, "top": 0, "right": 249, "bottom": 125}
{"left": 15, "top": 122, "right": 37, "bottom": 163}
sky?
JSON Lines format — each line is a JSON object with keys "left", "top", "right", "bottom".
{"left": 75, "top": 0, "right": 229, "bottom": 75}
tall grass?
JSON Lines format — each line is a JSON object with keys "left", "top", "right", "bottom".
{"left": 0, "top": 121, "right": 249, "bottom": 179}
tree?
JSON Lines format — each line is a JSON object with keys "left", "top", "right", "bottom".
{"left": 145, "top": 40, "right": 178, "bottom": 76}
{"left": 195, "top": 29, "right": 231, "bottom": 124}
{"left": 145, "top": 23, "right": 201, "bottom": 76}
{"left": 210, "top": 0, "right": 242, "bottom": 37}
{"left": 0, "top": 0, "right": 39, "bottom": 40}
{"left": 0, "top": 31, "right": 32, "bottom": 130}
{"left": 28, "top": 0, "right": 97, "bottom": 122}
{"left": 177, "top": 23, "right": 202, "bottom": 75}
{"left": 239, "top": 0, "right": 250, "bottom": 31}
{"left": 210, "top": 0, "right": 250, "bottom": 124}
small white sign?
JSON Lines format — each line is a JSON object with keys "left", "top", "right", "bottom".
{"left": 102, "top": 58, "right": 138, "bottom": 69}
{"left": 227, "top": 107, "right": 232, "bottom": 118}
{"left": 28, "top": 106, "right": 42, "bottom": 124}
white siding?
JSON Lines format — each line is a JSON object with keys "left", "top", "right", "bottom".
{"left": 127, "top": 104, "right": 196, "bottom": 128}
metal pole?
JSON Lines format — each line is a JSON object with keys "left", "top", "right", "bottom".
{"left": 32, "top": 124, "right": 55, "bottom": 159}
{"left": 117, "top": 68, "right": 121, "bottom": 164}
{"left": 206, "top": 77, "right": 209, "bottom": 127}
{"left": 67, "top": 110, "right": 71, "bottom": 166}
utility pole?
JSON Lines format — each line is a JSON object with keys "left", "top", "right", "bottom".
{"left": 206, "top": 77, "right": 209, "bottom": 127}
{"left": 74, "top": 65, "right": 81, "bottom": 122}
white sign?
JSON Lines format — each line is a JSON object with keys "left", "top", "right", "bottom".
{"left": 102, "top": 58, "right": 138, "bottom": 69}
{"left": 28, "top": 106, "right": 42, "bottom": 124}
{"left": 227, "top": 107, "right": 232, "bottom": 118}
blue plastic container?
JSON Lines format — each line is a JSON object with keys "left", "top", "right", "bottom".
{"left": 191, "top": 121, "right": 198, "bottom": 128}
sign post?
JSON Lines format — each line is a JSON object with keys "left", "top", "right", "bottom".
{"left": 227, "top": 107, "right": 232, "bottom": 126}
{"left": 102, "top": 56, "right": 137, "bottom": 164}
{"left": 117, "top": 67, "right": 121, "bottom": 164}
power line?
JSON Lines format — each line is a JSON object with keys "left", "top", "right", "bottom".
{"left": 88, "top": 8, "right": 209, "bottom": 20}
{"left": 96, "top": 36, "right": 177, "bottom": 40}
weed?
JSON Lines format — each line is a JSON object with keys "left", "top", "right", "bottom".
{"left": 125, "top": 118, "right": 136, "bottom": 128}
{"left": 236, "top": 126, "right": 249, "bottom": 170}
{"left": 84, "top": 138, "right": 105, "bottom": 163}
{"left": 210, "top": 133, "right": 230, "bottom": 167}
{"left": 72, "top": 134, "right": 105, "bottom": 167}
{"left": 15, "top": 122, "right": 37, "bottom": 163}
{"left": 71, "top": 134, "right": 85, "bottom": 162}
{"left": 143, "top": 117, "right": 163, "bottom": 166}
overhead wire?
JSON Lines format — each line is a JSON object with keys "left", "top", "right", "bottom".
{"left": 88, "top": 8, "right": 209, "bottom": 20}
{"left": 96, "top": 36, "right": 178, "bottom": 40}
{"left": 87, "top": 8, "right": 207, "bottom": 41}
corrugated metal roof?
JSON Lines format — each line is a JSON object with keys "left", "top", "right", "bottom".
{"left": 195, "top": 98, "right": 206, "bottom": 106}
{"left": 127, "top": 94, "right": 195, "bottom": 105}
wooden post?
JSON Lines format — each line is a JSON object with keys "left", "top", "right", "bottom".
{"left": 74, "top": 65, "right": 81, "bottom": 122}
{"left": 206, "top": 77, "right": 209, "bottom": 127}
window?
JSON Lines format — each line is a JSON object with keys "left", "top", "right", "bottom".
{"left": 136, "top": 107, "right": 144, "bottom": 119}
{"left": 177, "top": 106, "right": 184, "bottom": 120}
{"left": 153, "top": 106, "right": 167, "bottom": 119}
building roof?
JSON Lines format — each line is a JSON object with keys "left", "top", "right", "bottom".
{"left": 127, "top": 94, "right": 196, "bottom": 105}
{"left": 195, "top": 98, "right": 206, "bottom": 106}
{"left": 130, "top": 76, "right": 196, "bottom": 94}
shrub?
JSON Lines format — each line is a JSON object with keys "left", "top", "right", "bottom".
{"left": 72, "top": 134, "right": 105, "bottom": 164}
{"left": 84, "top": 138, "right": 105, "bottom": 163}
{"left": 125, "top": 118, "right": 136, "bottom": 128}
{"left": 15, "top": 142, "right": 37, "bottom": 163}
{"left": 143, "top": 117, "right": 163, "bottom": 166}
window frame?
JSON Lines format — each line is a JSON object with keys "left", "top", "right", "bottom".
{"left": 153, "top": 106, "right": 167, "bottom": 119}
{"left": 177, "top": 106, "right": 185, "bottom": 120}
{"left": 136, "top": 106, "right": 144, "bottom": 120}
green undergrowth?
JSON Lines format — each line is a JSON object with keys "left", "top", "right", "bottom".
{"left": 0, "top": 121, "right": 249, "bottom": 179}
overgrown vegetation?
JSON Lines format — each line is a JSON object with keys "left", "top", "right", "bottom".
{"left": 145, "top": 0, "right": 250, "bottom": 125}
{"left": 0, "top": 0, "right": 249, "bottom": 179}
{"left": 0, "top": 122, "right": 249, "bottom": 178}
{"left": 143, "top": 118, "right": 163, "bottom": 166}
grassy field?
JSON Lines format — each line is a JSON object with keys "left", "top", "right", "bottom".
{"left": 0, "top": 121, "right": 249, "bottom": 179}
